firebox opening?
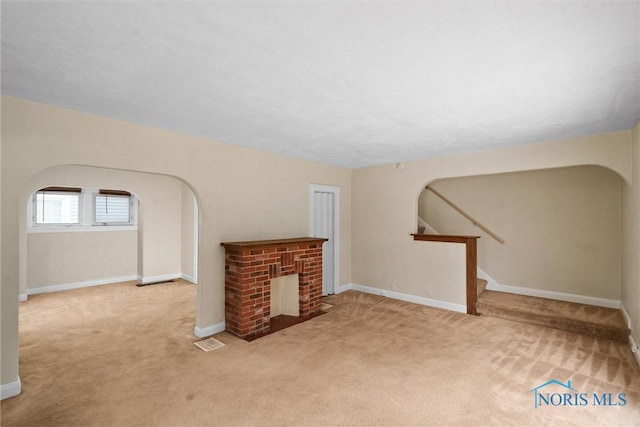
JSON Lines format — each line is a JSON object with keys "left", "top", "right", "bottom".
{"left": 270, "top": 274, "right": 299, "bottom": 318}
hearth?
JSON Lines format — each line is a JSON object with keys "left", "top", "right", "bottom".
{"left": 221, "top": 237, "right": 328, "bottom": 340}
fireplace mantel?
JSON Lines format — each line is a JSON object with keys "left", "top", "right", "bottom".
{"left": 221, "top": 237, "right": 328, "bottom": 339}
{"left": 221, "top": 237, "right": 328, "bottom": 251}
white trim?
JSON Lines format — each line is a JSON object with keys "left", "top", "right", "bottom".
{"left": 417, "top": 216, "right": 439, "bottom": 234}
{"left": 181, "top": 273, "right": 196, "bottom": 284}
{"left": 29, "top": 275, "right": 139, "bottom": 295}
{"left": 194, "top": 321, "right": 226, "bottom": 338}
{"left": 1, "top": 378, "right": 21, "bottom": 400}
{"left": 28, "top": 225, "right": 138, "bottom": 233}
{"left": 335, "top": 283, "right": 353, "bottom": 294}
{"left": 349, "top": 283, "right": 467, "bottom": 314}
{"left": 309, "top": 184, "right": 340, "bottom": 295}
{"left": 193, "top": 197, "right": 199, "bottom": 284}
{"left": 139, "top": 273, "right": 181, "bottom": 285}
{"left": 31, "top": 188, "right": 83, "bottom": 226}
{"left": 629, "top": 334, "right": 640, "bottom": 368}
{"left": 477, "top": 268, "right": 501, "bottom": 292}
{"left": 92, "top": 192, "right": 135, "bottom": 226}
{"left": 629, "top": 333, "right": 639, "bottom": 354}
{"left": 621, "top": 304, "right": 639, "bottom": 367}
{"left": 488, "top": 282, "right": 620, "bottom": 309}
{"left": 621, "top": 303, "right": 632, "bottom": 329}
{"left": 19, "top": 293, "right": 28, "bottom": 302}
{"left": 620, "top": 303, "right": 640, "bottom": 366}
{"left": 28, "top": 187, "right": 138, "bottom": 232}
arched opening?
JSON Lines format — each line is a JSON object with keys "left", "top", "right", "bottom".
{"left": 20, "top": 165, "right": 201, "bottom": 293}
{"left": 16, "top": 165, "right": 203, "bottom": 392}
{"left": 415, "top": 165, "right": 624, "bottom": 303}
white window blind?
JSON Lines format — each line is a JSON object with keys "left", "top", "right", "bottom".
{"left": 35, "top": 188, "right": 81, "bottom": 225}
{"left": 95, "top": 192, "right": 131, "bottom": 224}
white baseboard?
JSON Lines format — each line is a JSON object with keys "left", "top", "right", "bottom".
{"left": 489, "top": 282, "right": 620, "bottom": 309}
{"left": 194, "top": 321, "right": 226, "bottom": 338}
{"left": 348, "top": 283, "right": 466, "bottom": 314}
{"left": 334, "top": 283, "right": 353, "bottom": 294}
{"left": 629, "top": 334, "right": 640, "bottom": 368}
{"left": 1, "top": 378, "right": 21, "bottom": 400}
{"left": 19, "top": 293, "right": 28, "bottom": 302}
{"left": 181, "top": 273, "right": 196, "bottom": 284}
{"left": 477, "top": 268, "right": 501, "bottom": 291}
{"left": 27, "top": 272, "right": 189, "bottom": 296}
{"left": 621, "top": 303, "right": 639, "bottom": 368}
{"left": 28, "top": 275, "right": 139, "bottom": 295}
{"left": 139, "top": 273, "right": 181, "bottom": 285}
{"left": 621, "top": 303, "right": 632, "bottom": 329}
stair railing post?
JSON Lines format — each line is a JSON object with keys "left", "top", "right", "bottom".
{"left": 466, "top": 236, "right": 478, "bottom": 315}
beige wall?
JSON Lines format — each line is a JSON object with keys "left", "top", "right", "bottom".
{"left": 418, "top": 166, "right": 622, "bottom": 301}
{"left": 137, "top": 175, "right": 182, "bottom": 282}
{"left": 27, "top": 231, "right": 137, "bottom": 289}
{"left": 622, "top": 121, "right": 640, "bottom": 348}
{"left": 181, "top": 184, "right": 196, "bottom": 282}
{"left": 0, "top": 111, "right": 9, "bottom": 393}
{"left": 1, "top": 95, "right": 352, "bottom": 388}
{"left": 352, "top": 129, "right": 630, "bottom": 311}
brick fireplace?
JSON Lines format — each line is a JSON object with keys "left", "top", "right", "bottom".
{"left": 220, "top": 237, "right": 328, "bottom": 339}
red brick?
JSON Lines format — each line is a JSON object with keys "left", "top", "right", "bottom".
{"left": 222, "top": 239, "right": 325, "bottom": 338}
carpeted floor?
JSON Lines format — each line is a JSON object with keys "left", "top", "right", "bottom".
{"left": 2, "top": 280, "right": 640, "bottom": 426}
{"left": 477, "top": 290, "right": 630, "bottom": 342}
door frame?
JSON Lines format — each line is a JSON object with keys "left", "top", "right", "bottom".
{"left": 308, "top": 184, "right": 340, "bottom": 295}
{"left": 192, "top": 196, "right": 199, "bottom": 284}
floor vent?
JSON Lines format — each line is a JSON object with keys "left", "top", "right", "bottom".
{"left": 136, "top": 279, "right": 175, "bottom": 287}
{"left": 194, "top": 337, "right": 225, "bottom": 352}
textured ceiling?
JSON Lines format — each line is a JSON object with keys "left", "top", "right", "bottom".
{"left": 2, "top": 2, "right": 639, "bottom": 168}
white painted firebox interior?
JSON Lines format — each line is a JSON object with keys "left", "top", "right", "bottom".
{"left": 270, "top": 274, "right": 300, "bottom": 318}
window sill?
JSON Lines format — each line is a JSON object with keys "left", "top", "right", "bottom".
{"left": 28, "top": 225, "right": 138, "bottom": 234}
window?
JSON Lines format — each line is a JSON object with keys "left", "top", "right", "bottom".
{"left": 29, "top": 186, "right": 137, "bottom": 232}
{"left": 34, "top": 187, "right": 81, "bottom": 225}
{"left": 94, "top": 190, "right": 132, "bottom": 224}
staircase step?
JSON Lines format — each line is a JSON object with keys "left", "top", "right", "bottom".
{"left": 477, "top": 278, "right": 488, "bottom": 296}
{"left": 476, "top": 291, "right": 629, "bottom": 343}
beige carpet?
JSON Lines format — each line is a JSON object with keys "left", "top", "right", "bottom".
{"left": 2, "top": 280, "right": 640, "bottom": 426}
{"left": 477, "top": 290, "right": 630, "bottom": 342}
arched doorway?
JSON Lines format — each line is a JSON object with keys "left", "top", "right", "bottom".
{"left": 17, "top": 166, "right": 203, "bottom": 364}
{"left": 416, "top": 165, "right": 624, "bottom": 304}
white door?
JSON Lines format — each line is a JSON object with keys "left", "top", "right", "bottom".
{"left": 309, "top": 185, "right": 340, "bottom": 296}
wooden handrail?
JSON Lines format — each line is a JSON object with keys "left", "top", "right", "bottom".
{"left": 426, "top": 186, "right": 505, "bottom": 244}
